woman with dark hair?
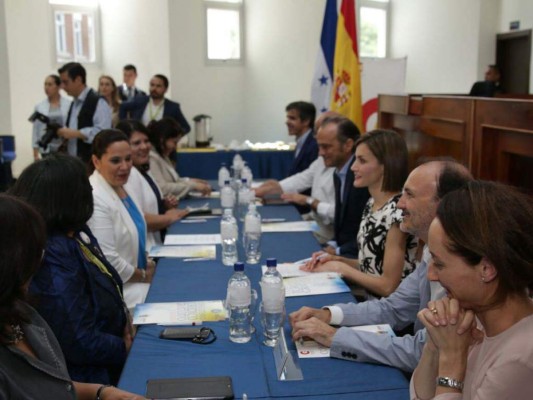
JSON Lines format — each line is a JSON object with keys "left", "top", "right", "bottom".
{"left": 117, "top": 120, "right": 189, "bottom": 248}
{"left": 9, "top": 154, "right": 130, "bottom": 385}
{"left": 148, "top": 117, "right": 211, "bottom": 199}
{"left": 98, "top": 75, "right": 121, "bottom": 127}
{"left": 88, "top": 129, "right": 153, "bottom": 310}
{"left": 31, "top": 74, "right": 71, "bottom": 160}
{"left": 305, "top": 129, "right": 418, "bottom": 298}
{"left": 411, "top": 181, "right": 533, "bottom": 399}
{"left": 0, "top": 194, "right": 144, "bottom": 399}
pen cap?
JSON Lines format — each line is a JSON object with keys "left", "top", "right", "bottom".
{"left": 266, "top": 258, "right": 277, "bottom": 268}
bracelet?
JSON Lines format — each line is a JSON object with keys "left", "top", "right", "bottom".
{"left": 436, "top": 376, "right": 464, "bottom": 391}
{"left": 96, "top": 384, "right": 112, "bottom": 400}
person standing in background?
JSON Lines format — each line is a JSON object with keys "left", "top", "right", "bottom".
{"left": 98, "top": 75, "right": 121, "bottom": 127}
{"left": 119, "top": 64, "right": 146, "bottom": 102}
{"left": 31, "top": 74, "right": 71, "bottom": 160}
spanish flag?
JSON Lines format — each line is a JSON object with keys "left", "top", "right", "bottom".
{"left": 330, "top": 0, "right": 363, "bottom": 131}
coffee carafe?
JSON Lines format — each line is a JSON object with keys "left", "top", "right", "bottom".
{"left": 193, "top": 114, "right": 212, "bottom": 148}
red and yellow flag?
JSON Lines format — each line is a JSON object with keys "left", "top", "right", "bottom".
{"left": 330, "top": 0, "right": 363, "bottom": 131}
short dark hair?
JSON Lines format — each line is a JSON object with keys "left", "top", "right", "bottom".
{"left": 321, "top": 116, "right": 361, "bottom": 150}
{"left": 58, "top": 62, "right": 86, "bottom": 84}
{"left": 437, "top": 180, "right": 533, "bottom": 303}
{"left": 488, "top": 64, "right": 501, "bottom": 75}
{"left": 123, "top": 64, "right": 137, "bottom": 74}
{"left": 48, "top": 74, "right": 61, "bottom": 86}
{"left": 435, "top": 162, "right": 473, "bottom": 200}
{"left": 153, "top": 74, "right": 169, "bottom": 89}
{"left": 148, "top": 117, "right": 184, "bottom": 156}
{"left": 9, "top": 154, "right": 93, "bottom": 234}
{"left": 355, "top": 129, "right": 408, "bottom": 192}
{"left": 116, "top": 119, "right": 150, "bottom": 140}
{"left": 0, "top": 194, "right": 46, "bottom": 344}
{"left": 286, "top": 101, "right": 316, "bottom": 129}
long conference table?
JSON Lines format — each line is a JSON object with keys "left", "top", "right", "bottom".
{"left": 118, "top": 196, "right": 409, "bottom": 399}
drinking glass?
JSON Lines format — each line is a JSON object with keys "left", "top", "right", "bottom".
{"left": 259, "top": 302, "right": 285, "bottom": 347}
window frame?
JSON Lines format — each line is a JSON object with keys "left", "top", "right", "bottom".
{"left": 49, "top": 3, "right": 101, "bottom": 67}
{"left": 358, "top": 0, "right": 390, "bottom": 58}
{"left": 204, "top": 0, "right": 245, "bottom": 66}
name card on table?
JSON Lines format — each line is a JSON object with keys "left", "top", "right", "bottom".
{"left": 283, "top": 273, "right": 350, "bottom": 297}
{"left": 273, "top": 330, "right": 304, "bottom": 381}
{"left": 164, "top": 234, "right": 222, "bottom": 245}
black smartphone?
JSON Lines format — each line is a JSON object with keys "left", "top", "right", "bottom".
{"left": 160, "top": 327, "right": 209, "bottom": 340}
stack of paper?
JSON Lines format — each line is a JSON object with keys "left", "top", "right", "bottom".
{"left": 148, "top": 245, "right": 216, "bottom": 259}
{"left": 133, "top": 300, "right": 227, "bottom": 325}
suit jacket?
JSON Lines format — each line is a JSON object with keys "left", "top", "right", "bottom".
{"left": 119, "top": 95, "right": 191, "bottom": 133}
{"left": 333, "top": 161, "right": 370, "bottom": 257}
{"left": 329, "top": 250, "right": 433, "bottom": 372}
{"left": 29, "top": 227, "right": 127, "bottom": 384}
{"left": 118, "top": 84, "right": 146, "bottom": 102}
{"left": 0, "top": 303, "right": 76, "bottom": 399}
{"left": 288, "top": 131, "right": 318, "bottom": 177}
{"left": 88, "top": 170, "right": 149, "bottom": 309}
{"left": 149, "top": 150, "right": 193, "bottom": 199}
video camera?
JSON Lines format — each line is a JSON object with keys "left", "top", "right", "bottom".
{"left": 28, "top": 111, "right": 62, "bottom": 150}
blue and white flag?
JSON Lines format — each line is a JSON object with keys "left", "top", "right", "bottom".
{"left": 311, "top": 0, "right": 338, "bottom": 114}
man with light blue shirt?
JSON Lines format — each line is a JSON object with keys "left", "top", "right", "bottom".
{"left": 57, "top": 62, "right": 112, "bottom": 162}
{"left": 290, "top": 160, "right": 473, "bottom": 372}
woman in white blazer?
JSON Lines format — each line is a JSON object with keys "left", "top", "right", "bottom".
{"left": 88, "top": 129, "right": 154, "bottom": 310}
{"left": 148, "top": 117, "right": 211, "bottom": 199}
{"left": 31, "top": 74, "right": 71, "bottom": 160}
{"left": 118, "top": 120, "right": 189, "bottom": 250}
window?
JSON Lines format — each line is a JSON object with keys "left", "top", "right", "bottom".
{"left": 359, "top": 0, "right": 389, "bottom": 58}
{"left": 50, "top": 1, "right": 100, "bottom": 64}
{"left": 205, "top": 1, "right": 244, "bottom": 65}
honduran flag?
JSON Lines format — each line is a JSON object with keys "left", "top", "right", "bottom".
{"left": 311, "top": 0, "right": 363, "bottom": 131}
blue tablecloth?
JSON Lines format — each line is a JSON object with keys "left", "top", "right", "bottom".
{"left": 175, "top": 150, "right": 295, "bottom": 180}
{"left": 118, "top": 198, "right": 409, "bottom": 399}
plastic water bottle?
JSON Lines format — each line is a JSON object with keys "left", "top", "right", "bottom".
{"left": 232, "top": 153, "right": 244, "bottom": 172}
{"left": 260, "top": 258, "right": 285, "bottom": 346}
{"left": 220, "top": 180, "right": 235, "bottom": 209}
{"left": 220, "top": 209, "right": 238, "bottom": 266}
{"left": 244, "top": 204, "right": 261, "bottom": 264}
{"left": 242, "top": 163, "right": 253, "bottom": 187}
{"left": 238, "top": 179, "right": 250, "bottom": 221}
{"left": 227, "top": 262, "right": 252, "bottom": 343}
{"left": 218, "top": 163, "right": 230, "bottom": 189}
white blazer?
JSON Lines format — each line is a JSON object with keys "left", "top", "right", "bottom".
{"left": 32, "top": 96, "right": 71, "bottom": 153}
{"left": 88, "top": 170, "right": 149, "bottom": 309}
{"left": 149, "top": 150, "right": 193, "bottom": 199}
{"left": 125, "top": 167, "right": 162, "bottom": 250}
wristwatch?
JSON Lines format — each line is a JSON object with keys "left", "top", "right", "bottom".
{"left": 436, "top": 376, "right": 464, "bottom": 391}
{"left": 306, "top": 197, "right": 316, "bottom": 206}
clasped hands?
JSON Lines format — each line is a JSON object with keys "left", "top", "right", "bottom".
{"left": 299, "top": 250, "right": 348, "bottom": 275}
{"left": 419, "top": 297, "right": 483, "bottom": 355}
{"left": 289, "top": 306, "right": 337, "bottom": 348}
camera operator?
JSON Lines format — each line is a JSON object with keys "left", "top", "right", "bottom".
{"left": 31, "top": 75, "right": 71, "bottom": 161}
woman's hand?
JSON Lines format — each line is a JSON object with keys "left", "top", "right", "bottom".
{"left": 164, "top": 195, "right": 179, "bottom": 210}
{"left": 165, "top": 208, "right": 189, "bottom": 224}
{"left": 144, "top": 259, "right": 156, "bottom": 283}
{"left": 300, "top": 251, "right": 342, "bottom": 271}
{"left": 418, "top": 298, "right": 476, "bottom": 356}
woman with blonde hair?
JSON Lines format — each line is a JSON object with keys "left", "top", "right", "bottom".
{"left": 98, "top": 75, "right": 121, "bottom": 127}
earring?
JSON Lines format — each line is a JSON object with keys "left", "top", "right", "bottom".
{"left": 481, "top": 276, "right": 486, "bottom": 282}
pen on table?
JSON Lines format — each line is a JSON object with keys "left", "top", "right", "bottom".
{"left": 262, "top": 218, "right": 286, "bottom": 223}
{"left": 182, "top": 257, "right": 215, "bottom": 262}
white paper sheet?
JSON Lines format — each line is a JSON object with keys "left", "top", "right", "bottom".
{"left": 261, "top": 262, "right": 312, "bottom": 278}
{"left": 133, "top": 300, "right": 227, "bottom": 325}
{"left": 164, "top": 234, "right": 222, "bottom": 245}
{"left": 283, "top": 273, "right": 349, "bottom": 297}
{"left": 148, "top": 245, "right": 216, "bottom": 258}
{"left": 261, "top": 221, "right": 316, "bottom": 233}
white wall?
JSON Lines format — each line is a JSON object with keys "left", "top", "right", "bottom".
{"left": 0, "top": 0, "right": 11, "bottom": 135}
{"left": 389, "top": 0, "right": 483, "bottom": 93}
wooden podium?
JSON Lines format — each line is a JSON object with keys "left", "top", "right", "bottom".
{"left": 378, "top": 94, "right": 533, "bottom": 193}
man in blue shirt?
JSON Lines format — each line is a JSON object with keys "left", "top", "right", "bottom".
{"left": 290, "top": 160, "right": 472, "bottom": 372}
{"left": 57, "top": 62, "right": 112, "bottom": 162}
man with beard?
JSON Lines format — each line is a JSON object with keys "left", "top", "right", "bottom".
{"left": 119, "top": 74, "right": 190, "bottom": 133}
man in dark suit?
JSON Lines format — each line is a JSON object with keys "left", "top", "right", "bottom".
{"left": 119, "top": 74, "right": 190, "bottom": 133}
{"left": 469, "top": 64, "right": 504, "bottom": 97}
{"left": 119, "top": 64, "right": 146, "bottom": 102}
{"left": 286, "top": 101, "right": 318, "bottom": 176}
{"left": 320, "top": 116, "right": 369, "bottom": 257}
